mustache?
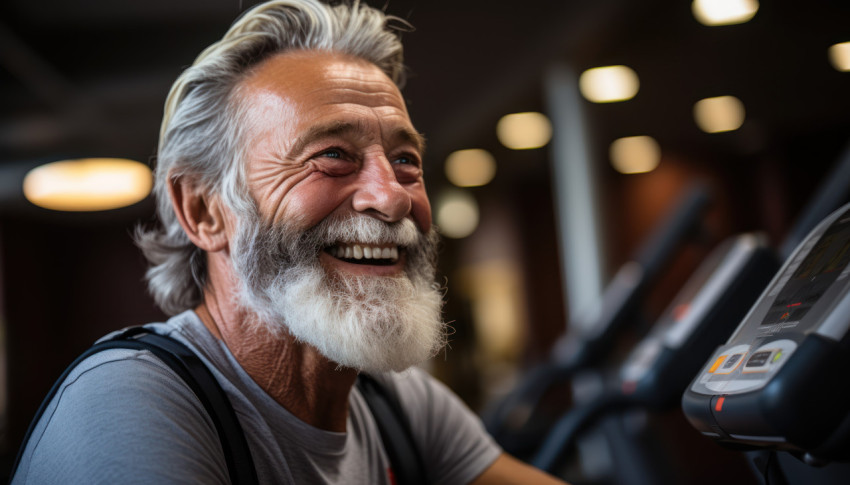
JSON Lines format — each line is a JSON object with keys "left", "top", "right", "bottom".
{"left": 305, "top": 214, "right": 420, "bottom": 249}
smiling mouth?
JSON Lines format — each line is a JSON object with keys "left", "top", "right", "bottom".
{"left": 324, "top": 243, "right": 401, "bottom": 266}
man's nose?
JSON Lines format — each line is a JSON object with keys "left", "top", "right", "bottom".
{"left": 351, "top": 156, "right": 412, "bottom": 222}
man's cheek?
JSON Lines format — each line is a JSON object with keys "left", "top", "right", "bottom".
{"left": 411, "top": 193, "right": 432, "bottom": 233}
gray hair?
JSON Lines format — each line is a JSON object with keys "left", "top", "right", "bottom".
{"left": 136, "top": 0, "right": 409, "bottom": 315}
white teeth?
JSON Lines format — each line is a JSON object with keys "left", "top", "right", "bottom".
{"left": 331, "top": 244, "right": 401, "bottom": 261}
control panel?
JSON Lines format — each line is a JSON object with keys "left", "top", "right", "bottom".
{"left": 683, "top": 204, "right": 850, "bottom": 460}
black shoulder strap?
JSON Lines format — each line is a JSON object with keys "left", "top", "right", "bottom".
{"left": 11, "top": 327, "right": 258, "bottom": 485}
{"left": 357, "top": 373, "right": 428, "bottom": 485}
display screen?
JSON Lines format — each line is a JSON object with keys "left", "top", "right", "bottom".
{"left": 760, "top": 213, "right": 850, "bottom": 326}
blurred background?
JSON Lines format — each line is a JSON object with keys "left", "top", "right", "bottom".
{"left": 1, "top": 0, "right": 849, "bottom": 481}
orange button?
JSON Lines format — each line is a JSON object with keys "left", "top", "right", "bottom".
{"left": 708, "top": 355, "right": 727, "bottom": 373}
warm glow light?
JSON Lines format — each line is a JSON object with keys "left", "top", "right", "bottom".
{"left": 693, "top": 95, "right": 746, "bottom": 133}
{"left": 435, "top": 190, "right": 479, "bottom": 239}
{"left": 460, "top": 260, "right": 527, "bottom": 360}
{"left": 829, "top": 42, "right": 850, "bottom": 72}
{"left": 496, "top": 112, "right": 552, "bottom": 149}
{"left": 579, "top": 65, "right": 639, "bottom": 103}
{"left": 445, "top": 149, "right": 497, "bottom": 187}
{"left": 609, "top": 136, "right": 661, "bottom": 174}
{"left": 692, "top": 0, "right": 759, "bottom": 26}
{"left": 23, "top": 158, "right": 153, "bottom": 211}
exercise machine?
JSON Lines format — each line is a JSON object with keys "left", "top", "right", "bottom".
{"left": 683, "top": 203, "right": 850, "bottom": 484}
{"left": 532, "top": 233, "right": 777, "bottom": 476}
{"left": 483, "top": 184, "right": 711, "bottom": 453}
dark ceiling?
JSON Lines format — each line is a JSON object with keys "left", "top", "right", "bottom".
{"left": 1, "top": 0, "right": 850, "bottom": 212}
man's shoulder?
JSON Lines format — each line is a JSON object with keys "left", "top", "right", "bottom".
{"left": 368, "top": 367, "right": 503, "bottom": 485}
{"left": 53, "top": 344, "right": 205, "bottom": 417}
{"left": 41, "top": 312, "right": 217, "bottom": 434}
{"left": 12, "top": 326, "right": 228, "bottom": 484}
{"left": 367, "top": 366, "right": 473, "bottom": 421}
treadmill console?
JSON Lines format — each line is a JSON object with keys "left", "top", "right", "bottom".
{"left": 683, "top": 204, "right": 850, "bottom": 460}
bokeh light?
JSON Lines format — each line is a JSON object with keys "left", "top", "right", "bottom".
{"left": 609, "top": 136, "right": 661, "bottom": 174}
{"left": 692, "top": 0, "right": 759, "bottom": 26}
{"left": 496, "top": 112, "right": 553, "bottom": 150}
{"left": 829, "top": 42, "right": 850, "bottom": 72}
{"left": 435, "top": 190, "right": 480, "bottom": 239}
{"left": 579, "top": 65, "right": 640, "bottom": 103}
{"left": 693, "top": 95, "right": 746, "bottom": 133}
{"left": 445, "top": 149, "right": 497, "bottom": 187}
{"left": 24, "top": 158, "right": 153, "bottom": 211}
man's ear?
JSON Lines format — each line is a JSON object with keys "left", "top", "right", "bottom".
{"left": 168, "top": 175, "right": 230, "bottom": 253}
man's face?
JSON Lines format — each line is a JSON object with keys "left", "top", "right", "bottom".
{"left": 228, "top": 51, "right": 445, "bottom": 372}
{"left": 238, "top": 51, "right": 431, "bottom": 275}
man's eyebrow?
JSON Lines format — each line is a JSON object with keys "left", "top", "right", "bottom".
{"left": 389, "top": 127, "right": 427, "bottom": 158}
{"left": 286, "top": 121, "right": 360, "bottom": 159}
{"left": 286, "top": 120, "right": 427, "bottom": 160}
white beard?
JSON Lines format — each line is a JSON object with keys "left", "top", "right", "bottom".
{"left": 230, "top": 210, "right": 446, "bottom": 373}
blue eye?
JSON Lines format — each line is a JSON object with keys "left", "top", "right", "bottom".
{"left": 394, "top": 156, "right": 415, "bottom": 165}
{"left": 321, "top": 149, "right": 342, "bottom": 158}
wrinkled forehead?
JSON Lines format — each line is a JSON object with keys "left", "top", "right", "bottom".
{"left": 238, "top": 50, "right": 409, "bottom": 114}
{"left": 232, "top": 50, "right": 418, "bottom": 152}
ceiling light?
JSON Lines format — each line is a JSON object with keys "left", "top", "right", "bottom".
{"left": 829, "top": 42, "right": 850, "bottom": 72}
{"left": 609, "top": 136, "right": 661, "bottom": 174}
{"left": 496, "top": 112, "right": 553, "bottom": 149}
{"left": 23, "top": 158, "right": 153, "bottom": 211}
{"left": 692, "top": 0, "right": 759, "bottom": 26}
{"left": 579, "top": 65, "right": 639, "bottom": 103}
{"left": 693, "top": 95, "right": 746, "bottom": 133}
{"left": 435, "top": 190, "right": 479, "bottom": 239}
{"left": 445, "top": 149, "right": 497, "bottom": 187}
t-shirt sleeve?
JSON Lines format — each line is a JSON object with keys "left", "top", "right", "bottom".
{"left": 12, "top": 349, "right": 230, "bottom": 485}
{"left": 388, "top": 367, "right": 502, "bottom": 485}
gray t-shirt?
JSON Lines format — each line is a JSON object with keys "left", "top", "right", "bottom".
{"left": 13, "top": 311, "right": 501, "bottom": 484}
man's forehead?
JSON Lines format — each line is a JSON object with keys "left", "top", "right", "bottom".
{"left": 236, "top": 50, "right": 421, "bottom": 149}
{"left": 241, "top": 50, "right": 401, "bottom": 99}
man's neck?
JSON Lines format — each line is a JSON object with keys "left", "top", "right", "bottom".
{"left": 194, "top": 300, "right": 357, "bottom": 432}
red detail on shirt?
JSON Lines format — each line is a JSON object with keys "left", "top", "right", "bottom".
{"left": 388, "top": 467, "right": 397, "bottom": 485}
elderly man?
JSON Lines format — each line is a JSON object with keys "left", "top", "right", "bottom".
{"left": 11, "top": 1, "right": 565, "bottom": 483}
